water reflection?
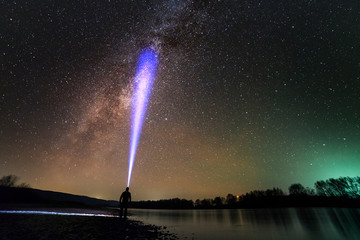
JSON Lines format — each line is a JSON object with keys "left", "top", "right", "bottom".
{"left": 296, "top": 208, "right": 320, "bottom": 232}
{"left": 131, "top": 208, "right": 360, "bottom": 240}
{"left": 326, "top": 208, "right": 360, "bottom": 239}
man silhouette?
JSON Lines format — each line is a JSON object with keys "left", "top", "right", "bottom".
{"left": 119, "top": 187, "right": 131, "bottom": 218}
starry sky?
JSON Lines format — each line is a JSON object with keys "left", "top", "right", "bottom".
{"left": 1, "top": 0, "right": 360, "bottom": 201}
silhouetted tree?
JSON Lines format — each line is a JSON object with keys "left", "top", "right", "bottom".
{"left": 315, "top": 180, "right": 328, "bottom": 196}
{"left": 195, "top": 199, "right": 201, "bottom": 208}
{"left": 0, "top": 175, "right": 30, "bottom": 188}
{"left": 345, "top": 177, "right": 360, "bottom": 198}
{"left": 329, "top": 178, "right": 347, "bottom": 196}
{"left": 289, "top": 183, "right": 306, "bottom": 196}
{"left": 17, "top": 182, "right": 31, "bottom": 188}
{"left": 0, "top": 175, "right": 18, "bottom": 187}
{"left": 226, "top": 193, "right": 236, "bottom": 206}
{"left": 305, "top": 187, "right": 315, "bottom": 196}
{"left": 200, "top": 199, "right": 211, "bottom": 208}
{"left": 315, "top": 176, "right": 360, "bottom": 198}
{"left": 213, "top": 196, "right": 224, "bottom": 207}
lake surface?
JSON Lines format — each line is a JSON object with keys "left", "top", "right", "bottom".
{"left": 130, "top": 208, "right": 360, "bottom": 240}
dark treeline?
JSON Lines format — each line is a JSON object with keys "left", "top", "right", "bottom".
{"left": 0, "top": 175, "right": 30, "bottom": 188}
{"left": 130, "top": 176, "right": 360, "bottom": 209}
{"left": 130, "top": 198, "right": 194, "bottom": 209}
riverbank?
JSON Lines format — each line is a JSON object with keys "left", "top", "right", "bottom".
{"left": 0, "top": 210, "right": 177, "bottom": 240}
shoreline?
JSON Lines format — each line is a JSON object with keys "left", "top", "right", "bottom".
{"left": 0, "top": 208, "right": 177, "bottom": 240}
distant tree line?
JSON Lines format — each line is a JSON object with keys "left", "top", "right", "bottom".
{"left": 129, "top": 176, "right": 360, "bottom": 209}
{"left": 0, "top": 175, "right": 30, "bottom": 188}
{"left": 130, "top": 198, "right": 194, "bottom": 209}
{"left": 192, "top": 176, "right": 360, "bottom": 209}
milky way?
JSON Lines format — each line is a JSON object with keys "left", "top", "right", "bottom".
{"left": 1, "top": 0, "right": 359, "bottom": 200}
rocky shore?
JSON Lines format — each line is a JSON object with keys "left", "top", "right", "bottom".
{"left": 0, "top": 211, "right": 177, "bottom": 240}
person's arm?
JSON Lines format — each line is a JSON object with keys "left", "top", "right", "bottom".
{"left": 129, "top": 193, "right": 131, "bottom": 203}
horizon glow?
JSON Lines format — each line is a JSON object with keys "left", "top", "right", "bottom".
{"left": 127, "top": 48, "right": 158, "bottom": 187}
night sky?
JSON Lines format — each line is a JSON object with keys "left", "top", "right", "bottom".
{"left": 1, "top": 0, "right": 359, "bottom": 201}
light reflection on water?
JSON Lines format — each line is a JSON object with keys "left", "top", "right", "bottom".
{"left": 130, "top": 208, "right": 360, "bottom": 240}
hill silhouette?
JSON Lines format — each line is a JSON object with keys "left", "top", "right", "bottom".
{"left": 0, "top": 186, "right": 118, "bottom": 208}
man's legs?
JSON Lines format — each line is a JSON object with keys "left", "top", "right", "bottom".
{"left": 119, "top": 206, "right": 123, "bottom": 218}
{"left": 124, "top": 206, "right": 128, "bottom": 218}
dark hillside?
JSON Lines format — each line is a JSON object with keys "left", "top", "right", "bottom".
{"left": 0, "top": 186, "right": 118, "bottom": 208}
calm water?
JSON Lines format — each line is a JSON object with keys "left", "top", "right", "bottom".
{"left": 130, "top": 208, "right": 360, "bottom": 240}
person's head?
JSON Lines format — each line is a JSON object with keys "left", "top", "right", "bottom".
{"left": 126, "top": 187, "right": 129, "bottom": 191}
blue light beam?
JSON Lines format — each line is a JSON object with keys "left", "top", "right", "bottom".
{"left": 127, "top": 48, "right": 158, "bottom": 187}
